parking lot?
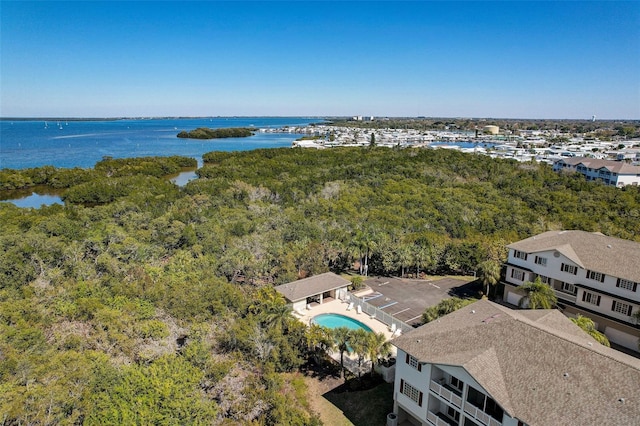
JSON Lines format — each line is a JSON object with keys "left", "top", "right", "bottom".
{"left": 359, "top": 276, "right": 479, "bottom": 326}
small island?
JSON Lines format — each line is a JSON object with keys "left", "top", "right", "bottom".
{"left": 177, "top": 127, "right": 254, "bottom": 139}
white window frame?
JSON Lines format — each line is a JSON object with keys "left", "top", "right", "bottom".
{"left": 407, "top": 354, "right": 419, "bottom": 370}
{"left": 534, "top": 256, "right": 547, "bottom": 266}
{"left": 511, "top": 269, "right": 525, "bottom": 281}
{"left": 617, "top": 279, "right": 638, "bottom": 292}
{"left": 582, "top": 291, "right": 601, "bottom": 306}
{"left": 514, "top": 250, "right": 528, "bottom": 260}
{"left": 561, "top": 263, "right": 577, "bottom": 275}
{"left": 561, "top": 282, "right": 577, "bottom": 295}
{"left": 612, "top": 300, "right": 633, "bottom": 316}
{"left": 587, "top": 270, "right": 605, "bottom": 282}
{"left": 402, "top": 380, "right": 421, "bottom": 405}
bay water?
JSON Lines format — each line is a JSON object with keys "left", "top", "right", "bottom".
{"left": 0, "top": 117, "right": 319, "bottom": 207}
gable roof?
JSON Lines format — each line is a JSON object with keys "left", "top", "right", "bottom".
{"left": 507, "top": 230, "right": 640, "bottom": 282}
{"left": 393, "top": 300, "right": 640, "bottom": 426}
{"left": 274, "top": 272, "right": 350, "bottom": 302}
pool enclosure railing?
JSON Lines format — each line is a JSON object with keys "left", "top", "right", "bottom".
{"left": 337, "top": 290, "right": 413, "bottom": 334}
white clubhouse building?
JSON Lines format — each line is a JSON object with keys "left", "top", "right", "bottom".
{"left": 391, "top": 299, "right": 640, "bottom": 426}
{"left": 502, "top": 230, "right": 640, "bottom": 351}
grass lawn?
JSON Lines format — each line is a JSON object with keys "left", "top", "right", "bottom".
{"left": 323, "top": 378, "right": 394, "bottom": 426}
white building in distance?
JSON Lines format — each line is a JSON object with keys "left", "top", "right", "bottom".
{"left": 553, "top": 157, "right": 640, "bottom": 187}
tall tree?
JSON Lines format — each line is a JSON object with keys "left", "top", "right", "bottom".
{"left": 332, "top": 327, "right": 352, "bottom": 379}
{"left": 349, "top": 328, "right": 370, "bottom": 377}
{"left": 517, "top": 277, "right": 557, "bottom": 309}
{"left": 477, "top": 260, "right": 501, "bottom": 298}
{"left": 366, "top": 332, "right": 391, "bottom": 376}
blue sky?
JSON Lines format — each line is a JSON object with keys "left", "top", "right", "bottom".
{"left": 1, "top": 1, "right": 638, "bottom": 118}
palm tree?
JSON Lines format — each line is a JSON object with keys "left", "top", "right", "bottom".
{"left": 477, "top": 260, "right": 501, "bottom": 298}
{"left": 366, "top": 332, "right": 391, "bottom": 376}
{"left": 332, "top": 326, "right": 352, "bottom": 379}
{"left": 349, "top": 328, "right": 370, "bottom": 377}
{"left": 305, "top": 324, "right": 334, "bottom": 363}
{"left": 570, "top": 315, "right": 610, "bottom": 347}
{"left": 517, "top": 277, "right": 557, "bottom": 309}
{"left": 397, "top": 243, "right": 412, "bottom": 278}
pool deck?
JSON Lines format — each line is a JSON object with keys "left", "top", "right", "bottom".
{"left": 293, "top": 289, "right": 398, "bottom": 375}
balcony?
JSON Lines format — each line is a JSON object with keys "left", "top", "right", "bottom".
{"left": 463, "top": 404, "right": 502, "bottom": 426}
{"left": 429, "top": 379, "right": 463, "bottom": 408}
{"left": 426, "top": 410, "right": 457, "bottom": 426}
{"left": 553, "top": 289, "right": 577, "bottom": 303}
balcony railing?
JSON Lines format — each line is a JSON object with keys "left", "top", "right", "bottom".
{"left": 553, "top": 289, "right": 577, "bottom": 303}
{"left": 429, "top": 380, "right": 463, "bottom": 408}
{"left": 426, "top": 410, "right": 455, "bottom": 426}
{"left": 463, "top": 404, "right": 502, "bottom": 426}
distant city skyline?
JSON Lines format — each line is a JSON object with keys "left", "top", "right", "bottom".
{"left": 1, "top": 1, "right": 638, "bottom": 119}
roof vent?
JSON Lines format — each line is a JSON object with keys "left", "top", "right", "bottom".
{"left": 618, "top": 398, "right": 625, "bottom": 404}
{"left": 416, "top": 339, "right": 421, "bottom": 343}
{"left": 563, "top": 372, "right": 569, "bottom": 378}
{"left": 607, "top": 244, "right": 612, "bottom": 248}
{"left": 471, "top": 310, "right": 476, "bottom": 314}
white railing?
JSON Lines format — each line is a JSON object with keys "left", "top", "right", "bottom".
{"left": 426, "top": 411, "right": 452, "bottom": 426}
{"left": 463, "top": 404, "right": 502, "bottom": 426}
{"left": 429, "top": 380, "right": 462, "bottom": 408}
{"left": 351, "top": 295, "right": 414, "bottom": 333}
{"left": 553, "top": 289, "right": 577, "bottom": 303}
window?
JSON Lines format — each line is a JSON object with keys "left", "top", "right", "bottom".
{"left": 561, "top": 263, "right": 577, "bottom": 275}
{"left": 450, "top": 376, "right": 463, "bottom": 392}
{"left": 511, "top": 269, "right": 525, "bottom": 281}
{"left": 405, "top": 354, "right": 421, "bottom": 371}
{"left": 447, "top": 406, "right": 461, "bottom": 422}
{"left": 611, "top": 301, "right": 633, "bottom": 316}
{"left": 561, "top": 282, "right": 577, "bottom": 295}
{"left": 513, "top": 250, "right": 528, "bottom": 260}
{"left": 466, "top": 386, "right": 503, "bottom": 421}
{"left": 586, "top": 270, "right": 605, "bottom": 283}
{"left": 582, "top": 291, "right": 601, "bottom": 306}
{"left": 536, "top": 274, "right": 550, "bottom": 284}
{"left": 400, "top": 379, "right": 423, "bottom": 406}
{"left": 534, "top": 256, "right": 547, "bottom": 266}
{"left": 617, "top": 279, "right": 638, "bottom": 292}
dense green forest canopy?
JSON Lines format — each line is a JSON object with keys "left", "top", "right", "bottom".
{"left": 177, "top": 127, "right": 255, "bottom": 139}
{"left": 1, "top": 147, "right": 639, "bottom": 424}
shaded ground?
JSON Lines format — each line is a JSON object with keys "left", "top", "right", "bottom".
{"left": 302, "top": 360, "right": 394, "bottom": 426}
{"left": 362, "top": 276, "right": 480, "bottom": 326}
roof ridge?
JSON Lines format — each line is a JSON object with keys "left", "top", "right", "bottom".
{"left": 508, "top": 310, "right": 640, "bottom": 370}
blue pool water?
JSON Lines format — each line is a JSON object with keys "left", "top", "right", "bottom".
{"left": 312, "top": 313, "right": 373, "bottom": 332}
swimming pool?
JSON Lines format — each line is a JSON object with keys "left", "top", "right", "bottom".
{"left": 312, "top": 313, "right": 373, "bottom": 332}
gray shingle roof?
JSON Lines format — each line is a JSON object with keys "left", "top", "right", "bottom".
{"left": 393, "top": 300, "right": 640, "bottom": 426}
{"left": 558, "top": 157, "right": 640, "bottom": 174}
{"left": 274, "top": 272, "right": 350, "bottom": 302}
{"left": 507, "top": 230, "right": 640, "bottom": 282}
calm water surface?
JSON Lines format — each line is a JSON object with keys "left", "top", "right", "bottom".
{"left": 1, "top": 117, "right": 319, "bottom": 207}
{"left": 0, "top": 117, "right": 320, "bottom": 170}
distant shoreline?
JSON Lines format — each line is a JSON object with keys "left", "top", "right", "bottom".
{"left": 0, "top": 116, "right": 328, "bottom": 122}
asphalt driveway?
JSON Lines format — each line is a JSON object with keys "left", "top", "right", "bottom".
{"left": 361, "top": 276, "right": 479, "bottom": 326}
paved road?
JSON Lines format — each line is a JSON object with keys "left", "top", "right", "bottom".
{"left": 360, "top": 276, "right": 479, "bottom": 326}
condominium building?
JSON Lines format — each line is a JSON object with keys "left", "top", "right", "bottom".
{"left": 391, "top": 299, "right": 640, "bottom": 426}
{"left": 502, "top": 230, "right": 640, "bottom": 351}
{"left": 553, "top": 157, "right": 640, "bottom": 187}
